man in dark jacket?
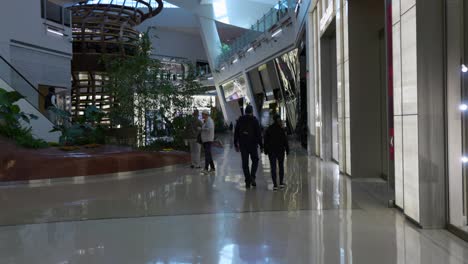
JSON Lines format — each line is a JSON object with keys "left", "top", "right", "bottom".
{"left": 264, "top": 114, "right": 289, "bottom": 191}
{"left": 234, "top": 105, "right": 263, "bottom": 189}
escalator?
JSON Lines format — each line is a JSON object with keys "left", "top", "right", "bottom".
{"left": 0, "top": 56, "right": 60, "bottom": 142}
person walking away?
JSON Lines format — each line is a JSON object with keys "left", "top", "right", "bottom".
{"left": 234, "top": 105, "right": 263, "bottom": 189}
{"left": 201, "top": 110, "right": 215, "bottom": 173}
{"left": 186, "top": 109, "right": 203, "bottom": 169}
{"left": 264, "top": 114, "right": 289, "bottom": 191}
{"left": 44, "top": 87, "right": 57, "bottom": 124}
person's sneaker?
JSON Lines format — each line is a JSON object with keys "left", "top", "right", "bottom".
{"left": 201, "top": 169, "right": 209, "bottom": 174}
{"left": 251, "top": 181, "right": 257, "bottom": 187}
{"left": 279, "top": 183, "right": 286, "bottom": 189}
{"left": 273, "top": 186, "right": 279, "bottom": 191}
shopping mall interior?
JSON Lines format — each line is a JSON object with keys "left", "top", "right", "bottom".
{"left": 1, "top": 0, "right": 468, "bottom": 263}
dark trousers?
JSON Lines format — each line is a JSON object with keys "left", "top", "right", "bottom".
{"left": 203, "top": 142, "right": 215, "bottom": 170}
{"left": 241, "top": 146, "right": 259, "bottom": 184}
{"left": 269, "top": 152, "right": 285, "bottom": 186}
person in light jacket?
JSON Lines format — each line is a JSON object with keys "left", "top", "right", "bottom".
{"left": 201, "top": 110, "right": 215, "bottom": 173}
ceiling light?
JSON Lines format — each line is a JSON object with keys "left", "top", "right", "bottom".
{"left": 221, "top": 67, "right": 225, "bottom": 71}
{"left": 462, "top": 64, "right": 468, "bottom": 73}
{"left": 247, "top": 47, "right": 254, "bottom": 52}
{"left": 460, "top": 104, "right": 468, "bottom": 111}
{"left": 232, "top": 58, "right": 238, "bottom": 64}
{"left": 462, "top": 156, "right": 468, "bottom": 163}
{"left": 271, "top": 28, "right": 283, "bottom": 38}
{"left": 207, "top": 77, "right": 214, "bottom": 80}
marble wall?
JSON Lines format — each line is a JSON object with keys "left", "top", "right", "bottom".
{"left": 392, "top": 0, "right": 420, "bottom": 222}
{"left": 309, "top": 0, "right": 351, "bottom": 175}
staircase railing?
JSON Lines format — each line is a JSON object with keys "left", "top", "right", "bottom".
{"left": 0, "top": 55, "right": 49, "bottom": 118}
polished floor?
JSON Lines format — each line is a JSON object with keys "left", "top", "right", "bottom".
{"left": 1, "top": 138, "right": 468, "bottom": 263}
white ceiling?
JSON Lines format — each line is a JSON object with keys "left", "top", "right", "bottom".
{"left": 165, "top": 0, "right": 277, "bottom": 29}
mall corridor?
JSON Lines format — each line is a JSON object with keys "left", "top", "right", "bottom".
{"left": 0, "top": 138, "right": 467, "bottom": 263}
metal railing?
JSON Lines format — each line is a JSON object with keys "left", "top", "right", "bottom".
{"left": 0, "top": 55, "right": 48, "bottom": 117}
{"left": 216, "top": 0, "right": 296, "bottom": 68}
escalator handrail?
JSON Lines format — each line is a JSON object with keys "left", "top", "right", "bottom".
{"left": 0, "top": 55, "right": 44, "bottom": 97}
{"left": 0, "top": 55, "right": 53, "bottom": 123}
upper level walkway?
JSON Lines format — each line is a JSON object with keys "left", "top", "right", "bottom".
{"left": 0, "top": 135, "right": 467, "bottom": 263}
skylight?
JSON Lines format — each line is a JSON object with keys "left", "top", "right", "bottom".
{"left": 163, "top": 1, "right": 179, "bottom": 8}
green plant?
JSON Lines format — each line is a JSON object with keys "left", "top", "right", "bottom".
{"left": 48, "top": 142, "right": 61, "bottom": 147}
{"left": 211, "top": 107, "right": 227, "bottom": 133}
{"left": 104, "top": 31, "right": 202, "bottom": 146}
{"left": 220, "top": 43, "right": 231, "bottom": 55}
{"left": 0, "top": 88, "right": 47, "bottom": 148}
{"left": 50, "top": 106, "right": 106, "bottom": 146}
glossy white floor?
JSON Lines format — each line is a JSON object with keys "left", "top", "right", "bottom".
{"left": 1, "top": 138, "right": 468, "bottom": 264}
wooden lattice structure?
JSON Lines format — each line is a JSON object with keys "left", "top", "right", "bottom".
{"left": 70, "top": 0, "right": 163, "bottom": 122}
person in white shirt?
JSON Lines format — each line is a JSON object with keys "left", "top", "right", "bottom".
{"left": 200, "top": 110, "right": 215, "bottom": 173}
{"left": 44, "top": 87, "right": 57, "bottom": 124}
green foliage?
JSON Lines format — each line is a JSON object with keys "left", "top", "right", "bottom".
{"left": 139, "top": 138, "right": 188, "bottom": 152}
{"left": 15, "top": 129, "right": 48, "bottom": 149}
{"left": 104, "top": 31, "right": 202, "bottom": 146}
{"left": 50, "top": 106, "right": 106, "bottom": 146}
{"left": 0, "top": 89, "right": 37, "bottom": 128}
{"left": 220, "top": 43, "right": 231, "bottom": 55}
{"left": 172, "top": 114, "right": 192, "bottom": 146}
{"left": 211, "top": 107, "right": 227, "bottom": 133}
{"left": 0, "top": 88, "right": 47, "bottom": 149}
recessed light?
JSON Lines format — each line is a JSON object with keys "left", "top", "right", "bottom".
{"left": 462, "top": 64, "right": 468, "bottom": 73}
{"left": 272, "top": 28, "right": 283, "bottom": 38}
{"left": 47, "top": 28, "right": 64, "bottom": 36}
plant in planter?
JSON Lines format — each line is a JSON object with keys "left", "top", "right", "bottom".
{"left": 0, "top": 88, "right": 48, "bottom": 149}
{"left": 50, "top": 106, "right": 106, "bottom": 146}
{"left": 104, "top": 32, "right": 203, "bottom": 147}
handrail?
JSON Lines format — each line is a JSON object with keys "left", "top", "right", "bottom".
{"left": 215, "top": 0, "right": 296, "bottom": 68}
{"left": 0, "top": 55, "right": 50, "bottom": 118}
{"left": 0, "top": 56, "right": 43, "bottom": 96}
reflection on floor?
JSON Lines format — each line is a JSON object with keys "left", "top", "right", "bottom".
{"left": 0, "top": 137, "right": 467, "bottom": 263}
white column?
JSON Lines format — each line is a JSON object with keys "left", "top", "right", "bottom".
{"left": 307, "top": 9, "right": 317, "bottom": 155}
{"left": 243, "top": 71, "right": 260, "bottom": 119}
{"left": 198, "top": 15, "right": 230, "bottom": 121}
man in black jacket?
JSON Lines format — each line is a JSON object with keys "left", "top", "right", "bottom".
{"left": 264, "top": 114, "right": 289, "bottom": 191}
{"left": 234, "top": 105, "right": 263, "bottom": 189}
